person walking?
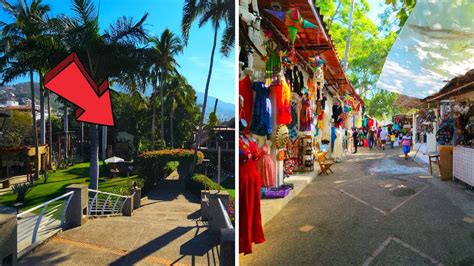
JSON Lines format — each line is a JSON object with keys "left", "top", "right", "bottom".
{"left": 380, "top": 127, "right": 388, "bottom": 150}
{"left": 376, "top": 126, "right": 382, "bottom": 149}
{"left": 352, "top": 127, "right": 359, "bottom": 154}
{"left": 368, "top": 127, "right": 375, "bottom": 150}
{"left": 402, "top": 132, "right": 412, "bottom": 160}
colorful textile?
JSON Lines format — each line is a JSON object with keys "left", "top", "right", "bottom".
{"left": 289, "top": 101, "right": 298, "bottom": 140}
{"left": 275, "top": 80, "right": 292, "bottom": 124}
{"left": 239, "top": 136, "right": 265, "bottom": 254}
{"left": 250, "top": 82, "right": 272, "bottom": 136}
{"left": 239, "top": 75, "right": 253, "bottom": 134}
{"left": 300, "top": 98, "right": 312, "bottom": 131}
{"left": 256, "top": 143, "right": 275, "bottom": 188}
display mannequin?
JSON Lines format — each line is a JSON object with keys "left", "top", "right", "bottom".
{"left": 257, "top": 136, "right": 275, "bottom": 188}
{"left": 333, "top": 127, "right": 343, "bottom": 162}
{"left": 239, "top": 119, "right": 265, "bottom": 254}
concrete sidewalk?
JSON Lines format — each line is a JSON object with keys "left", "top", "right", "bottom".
{"left": 19, "top": 180, "right": 221, "bottom": 265}
{"left": 241, "top": 147, "right": 474, "bottom": 265}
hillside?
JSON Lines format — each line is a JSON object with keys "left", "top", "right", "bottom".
{"left": 195, "top": 91, "right": 235, "bottom": 122}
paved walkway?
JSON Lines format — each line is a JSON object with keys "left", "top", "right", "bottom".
{"left": 241, "top": 147, "right": 474, "bottom": 265}
{"left": 19, "top": 179, "right": 220, "bottom": 266}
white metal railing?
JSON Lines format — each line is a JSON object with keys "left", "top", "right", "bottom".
{"left": 17, "top": 191, "right": 74, "bottom": 255}
{"left": 217, "top": 198, "right": 233, "bottom": 229}
{"left": 87, "top": 189, "right": 128, "bottom": 216}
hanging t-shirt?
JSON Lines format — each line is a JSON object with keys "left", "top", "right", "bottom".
{"left": 368, "top": 118, "right": 374, "bottom": 129}
{"left": 275, "top": 80, "right": 292, "bottom": 125}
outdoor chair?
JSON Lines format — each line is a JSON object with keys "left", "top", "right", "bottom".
{"left": 427, "top": 153, "right": 440, "bottom": 175}
{"left": 316, "top": 151, "right": 334, "bottom": 176}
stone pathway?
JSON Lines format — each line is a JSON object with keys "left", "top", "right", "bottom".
{"left": 19, "top": 180, "right": 220, "bottom": 265}
{"left": 241, "top": 147, "right": 474, "bottom": 265}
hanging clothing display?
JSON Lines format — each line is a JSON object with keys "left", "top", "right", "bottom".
{"left": 239, "top": 135, "right": 265, "bottom": 255}
{"left": 300, "top": 97, "right": 312, "bottom": 131}
{"left": 275, "top": 80, "right": 292, "bottom": 125}
{"left": 256, "top": 143, "right": 275, "bottom": 188}
{"left": 250, "top": 82, "right": 272, "bottom": 136}
{"left": 289, "top": 101, "right": 298, "bottom": 140}
{"left": 332, "top": 103, "right": 343, "bottom": 126}
{"left": 239, "top": 75, "right": 253, "bottom": 134}
{"left": 368, "top": 118, "right": 374, "bottom": 129}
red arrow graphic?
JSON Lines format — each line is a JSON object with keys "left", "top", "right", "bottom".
{"left": 43, "top": 52, "right": 115, "bottom": 126}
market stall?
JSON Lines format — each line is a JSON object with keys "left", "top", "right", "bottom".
{"left": 239, "top": 0, "right": 364, "bottom": 255}
{"left": 423, "top": 69, "right": 474, "bottom": 185}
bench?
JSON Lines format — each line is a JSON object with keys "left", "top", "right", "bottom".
{"left": 0, "top": 177, "right": 15, "bottom": 189}
{"left": 316, "top": 152, "right": 334, "bottom": 176}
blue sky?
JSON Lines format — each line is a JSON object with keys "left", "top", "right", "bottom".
{"left": 0, "top": 0, "right": 235, "bottom": 104}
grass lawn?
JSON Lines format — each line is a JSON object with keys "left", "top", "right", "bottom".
{"left": 0, "top": 162, "right": 142, "bottom": 211}
{"left": 221, "top": 178, "right": 235, "bottom": 199}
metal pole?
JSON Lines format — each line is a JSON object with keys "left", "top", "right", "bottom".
{"left": 218, "top": 145, "right": 221, "bottom": 190}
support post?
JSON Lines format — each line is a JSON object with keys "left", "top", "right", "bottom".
{"left": 122, "top": 197, "right": 133, "bottom": 216}
{"left": 0, "top": 206, "right": 17, "bottom": 265}
{"left": 131, "top": 188, "right": 141, "bottom": 210}
{"left": 65, "top": 184, "right": 88, "bottom": 228}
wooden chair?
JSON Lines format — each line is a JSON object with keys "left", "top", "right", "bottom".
{"left": 316, "top": 151, "right": 334, "bottom": 176}
{"left": 427, "top": 153, "right": 440, "bottom": 175}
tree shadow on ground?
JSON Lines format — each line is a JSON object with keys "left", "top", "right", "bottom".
{"left": 109, "top": 224, "right": 218, "bottom": 266}
{"left": 19, "top": 250, "right": 71, "bottom": 265}
{"left": 143, "top": 179, "right": 200, "bottom": 204}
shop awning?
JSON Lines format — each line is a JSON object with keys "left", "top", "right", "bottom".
{"left": 424, "top": 69, "right": 474, "bottom": 102}
{"left": 376, "top": 0, "right": 474, "bottom": 99}
{"left": 257, "top": 0, "right": 364, "bottom": 105}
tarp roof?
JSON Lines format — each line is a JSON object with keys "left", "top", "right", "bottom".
{"left": 376, "top": 0, "right": 474, "bottom": 99}
{"left": 258, "top": 0, "right": 364, "bottom": 105}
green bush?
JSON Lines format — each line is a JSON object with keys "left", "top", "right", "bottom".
{"left": 136, "top": 149, "right": 204, "bottom": 191}
{"left": 12, "top": 183, "right": 32, "bottom": 203}
{"left": 187, "top": 174, "right": 223, "bottom": 196}
{"left": 101, "top": 178, "right": 144, "bottom": 196}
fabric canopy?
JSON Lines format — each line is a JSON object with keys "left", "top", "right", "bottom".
{"left": 377, "top": 0, "right": 474, "bottom": 99}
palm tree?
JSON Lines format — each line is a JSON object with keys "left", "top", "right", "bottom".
{"left": 0, "top": 0, "right": 58, "bottom": 181}
{"left": 148, "top": 29, "right": 183, "bottom": 148}
{"left": 164, "top": 74, "right": 195, "bottom": 147}
{"left": 181, "top": 0, "right": 234, "bottom": 171}
{"left": 58, "top": 0, "right": 148, "bottom": 190}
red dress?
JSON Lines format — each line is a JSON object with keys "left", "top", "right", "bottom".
{"left": 274, "top": 80, "right": 291, "bottom": 125}
{"left": 239, "top": 75, "right": 253, "bottom": 134}
{"left": 239, "top": 135, "right": 265, "bottom": 254}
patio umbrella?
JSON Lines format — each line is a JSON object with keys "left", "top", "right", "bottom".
{"left": 104, "top": 156, "right": 124, "bottom": 163}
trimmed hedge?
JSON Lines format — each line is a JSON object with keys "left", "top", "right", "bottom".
{"left": 136, "top": 149, "right": 204, "bottom": 191}
{"left": 187, "top": 174, "right": 223, "bottom": 196}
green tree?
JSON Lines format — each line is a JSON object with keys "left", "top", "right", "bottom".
{"left": 182, "top": 0, "right": 234, "bottom": 171}
{"left": 0, "top": 0, "right": 57, "bottom": 180}
{"left": 0, "top": 110, "right": 33, "bottom": 147}
{"left": 148, "top": 29, "right": 183, "bottom": 148}
{"left": 163, "top": 74, "right": 196, "bottom": 148}
{"left": 208, "top": 111, "right": 218, "bottom": 128}
{"left": 315, "top": 0, "right": 400, "bottom": 118}
{"left": 57, "top": 0, "right": 148, "bottom": 190}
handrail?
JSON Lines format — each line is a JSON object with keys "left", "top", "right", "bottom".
{"left": 218, "top": 198, "right": 233, "bottom": 229}
{"left": 17, "top": 191, "right": 74, "bottom": 218}
{"left": 88, "top": 189, "right": 128, "bottom": 198}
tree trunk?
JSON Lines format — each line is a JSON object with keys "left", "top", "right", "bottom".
{"left": 63, "top": 104, "right": 69, "bottom": 159}
{"left": 151, "top": 90, "right": 157, "bottom": 149}
{"left": 29, "top": 70, "right": 39, "bottom": 181}
{"left": 39, "top": 73, "right": 46, "bottom": 145}
{"left": 160, "top": 76, "right": 165, "bottom": 146}
{"left": 342, "top": 0, "right": 355, "bottom": 70}
{"left": 101, "top": 126, "right": 107, "bottom": 160}
{"left": 192, "top": 25, "right": 219, "bottom": 173}
{"left": 47, "top": 89, "right": 53, "bottom": 168}
{"left": 89, "top": 124, "right": 99, "bottom": 190}
{"left": 170, "top": 107, "right": 174, "bottom": 148}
